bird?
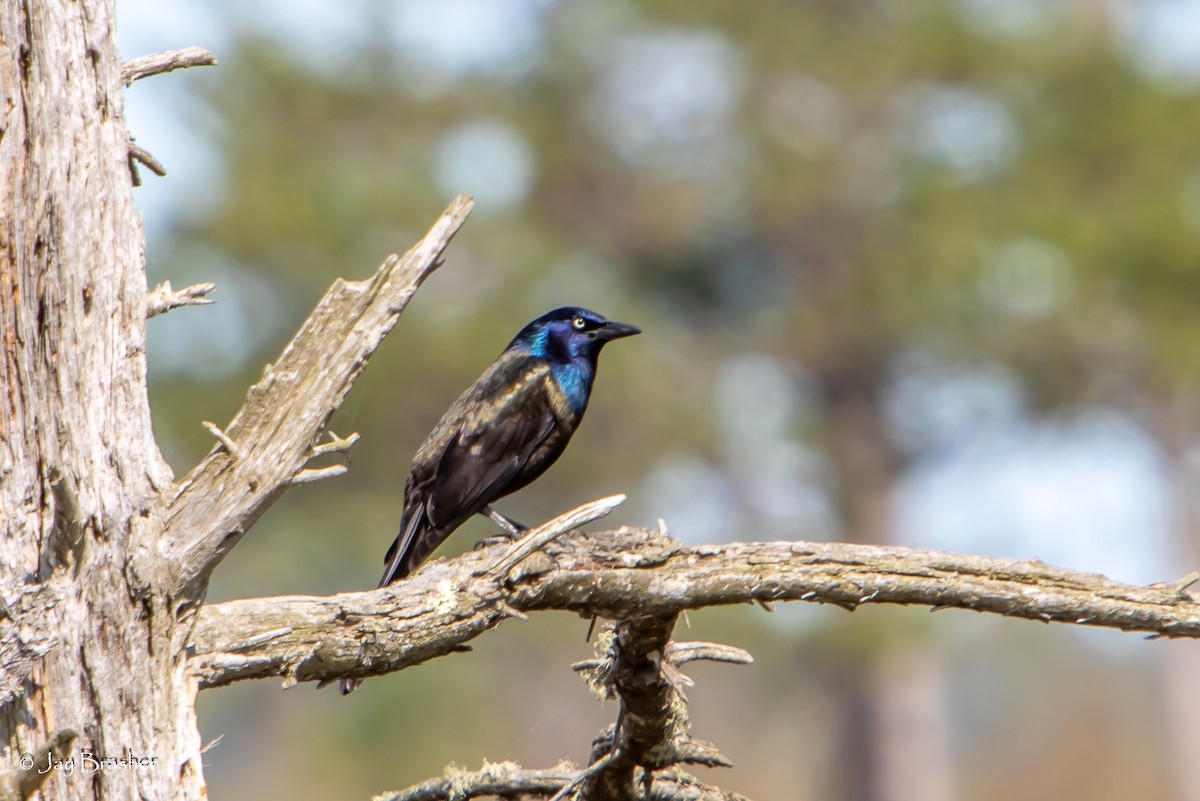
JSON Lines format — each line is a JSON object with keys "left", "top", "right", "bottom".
{"left": 341, "top": 306, "right": 639, "bottom": 694}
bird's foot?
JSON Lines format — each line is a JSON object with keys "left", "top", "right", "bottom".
{"left": 474, "top": 533, "right": 515, "bottom": 550}
{"left": 483, "top": 505, "right": 528, "bottom": 538}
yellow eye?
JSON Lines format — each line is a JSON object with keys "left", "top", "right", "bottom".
{"left": 572, "top": 316, "right": 587, "bottom": 330}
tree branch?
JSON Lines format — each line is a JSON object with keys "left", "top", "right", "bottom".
{"left": 121, "top": 47, "right": 218, "bottom": 86}
{"left": 380, "top": 761, "right": 575, "bottom": 801}
{"left": 378, "top": 762, "right": 748, "bottom": 801}
{"left": 489, "top": 494, "right": 626, "bottom": 575}
{"left": 162, "top": 196, "right": 473, "bottom": 595}
{"left": 576, "top": 616, "right": 727, "bottom": 800}
{"left": 146, "top": 280, "right": 215, "bottom": 318}
{"left": 127, "top": 139, "right": 168, "bottom": 185}
{"left": 567, "top": 617, "right": 738, "bottom": 801}
{"left": 189, "top": 525, "right": 1200, "bottom": 690}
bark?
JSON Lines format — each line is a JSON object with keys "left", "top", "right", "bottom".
{"left": 189, "top": 526, "right": 1200, "bottom": 690}
{"left": 0, "top": 1, "right": 187, "bottom": 799}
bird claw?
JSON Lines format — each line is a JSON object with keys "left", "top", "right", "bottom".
{"left": 473, "top": 534, "right": 515, "bottom": 551}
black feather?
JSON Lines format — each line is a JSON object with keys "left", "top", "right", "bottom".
{"left": 341, "top": 308, "right": 638, "bottom": 695}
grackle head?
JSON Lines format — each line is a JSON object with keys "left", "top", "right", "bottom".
{"left": 508, "top": 307, "right": 640, "bottom": 365}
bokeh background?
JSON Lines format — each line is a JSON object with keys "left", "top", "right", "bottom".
{"left": 119, "top": 1, "right": 1200, "bottom": 799}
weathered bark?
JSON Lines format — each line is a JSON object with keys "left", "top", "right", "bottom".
{"left": 189, "top": 528, "right": 1200, "bottom": 691}
{"left": 0, "top": 1, "right": 189, "bottom": 800}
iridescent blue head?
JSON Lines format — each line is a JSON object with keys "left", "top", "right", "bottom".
{"left": 507, "top": 307, "right": 640, "bottom": 412}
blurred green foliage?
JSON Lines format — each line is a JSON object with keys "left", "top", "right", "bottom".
{"left": 135, "top": 1, "right": 1200, "bottom": 799}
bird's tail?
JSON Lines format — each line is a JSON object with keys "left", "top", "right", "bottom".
{"left": 379, "top": 503, "right": 428, "bottom": 587}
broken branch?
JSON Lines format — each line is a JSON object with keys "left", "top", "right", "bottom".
{"left": 146, "top": 280, "right": 215, "bottom": 318}
{"left": 163, "top": 195, "right": 473, "bottom": 596}
{"left": 121, "top": 47, "right": 218, "bottom": 85}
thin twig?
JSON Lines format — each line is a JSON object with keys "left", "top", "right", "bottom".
{"left": 308, "top": 431, "right": 359, "bottom": 459}
{"left": 494, "top": 600, "right": 529, "bottom": 621}
{"left": 201, "top": 421, "right": 240, "bottom": 459}
{"left": 667, "top": 642, "right": 754, "bottom": 667}
{"left": 379, "top": 762, "right": 749, "bottom": 801}
{"left": 290, "top": 465, "right": 348, "bottom": 485}
{"left": 1171, "top": 571, "right": 1200, "bottom": 598}
{"left": 675, "top": 738, "right": 734, "bottom": 768}
{"left": 488, "top": 495, "right": 626, "bottom": 575}
{"left": 549, "top": 751, "right": 619, "bottom": 801}
{"left": 379, "top": 762, "right": 577, "bottom": 801}
{"left": 122, "top": 47, "right": 217, "bottom": 85}
{"left": 199, "top": 734, "right": 224, "bottom": 756}
{"left": 128, "top": 142, "right": 166, "bottom": 186}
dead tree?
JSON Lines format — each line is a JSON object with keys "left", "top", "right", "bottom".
{"left": 3, "top": 2, "right": 1200, "bottom": 800}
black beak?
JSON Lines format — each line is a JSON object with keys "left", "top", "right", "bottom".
{"left": 595, "top": 320, "right": 641, "bottom": 341}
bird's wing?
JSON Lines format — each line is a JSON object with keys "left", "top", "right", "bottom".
{"left": 376, "top": 355, "right": 557, "bottom": 587}
{"left": 426, "top": 358, "right": 557, "bottom": 529}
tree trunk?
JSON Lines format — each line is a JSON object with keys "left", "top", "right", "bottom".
{"left": 821, "top": 368, "right": 952, "bottom": 801}
{"left": 0, "top": 1, "right": 200, "bottom": 798}
{"left": 1143, "top": 391, "right": 1200, "bottom": 801}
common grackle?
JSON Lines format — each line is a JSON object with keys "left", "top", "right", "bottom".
{"left": 341, "top": 307, "right": 639, "bottom": 694}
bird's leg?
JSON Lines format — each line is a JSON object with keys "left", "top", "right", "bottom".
{"left": 473, "top": 505, "right": 528, "bottom": 549}
{"left": 485, "top": 505, "right": 528, "bottom": 536}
